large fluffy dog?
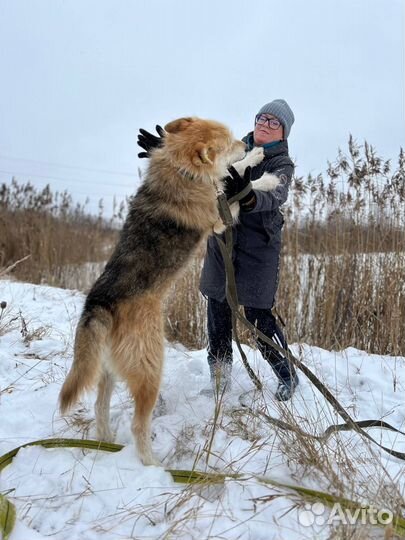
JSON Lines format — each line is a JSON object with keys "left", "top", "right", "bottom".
{"left": 59, "top": 117, "right": 279, "bottom": 465}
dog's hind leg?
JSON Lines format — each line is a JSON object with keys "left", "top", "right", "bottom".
{"left": 95, "top": 368, "right": 115, "bottom": 442}
{"left": 130, "top": 323, "right": 164, "bottom": 466}
{"left": 128, "top": 366, "right": 162, "bottom": 466}
{"left": 112, "top": 299, "right": 164, "bottom": 466}
{"left": 59, "top": 308, "right": 112, "bottom": 414}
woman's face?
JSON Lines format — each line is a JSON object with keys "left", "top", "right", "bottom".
{"left": 253, "top": 114, "right": 284, "bottom": 145}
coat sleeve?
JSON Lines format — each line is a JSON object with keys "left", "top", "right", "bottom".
{"left": 247, "top": 161, "right": 294, "bottom": 213}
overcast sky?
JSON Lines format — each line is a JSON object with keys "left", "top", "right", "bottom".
{"left": 0, "top": 0, "right": 404, "bottom": 214}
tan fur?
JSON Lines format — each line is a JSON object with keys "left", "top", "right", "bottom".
{"left": 58, "top": 117, "right": 264, "bottom": 466}
{"left": 59, "top": 307, "right": 112, "bottom": 412}
{"left": 146, "top": 117, "right": 249, "bottom": 235}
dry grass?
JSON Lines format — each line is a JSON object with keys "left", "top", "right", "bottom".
{"left": 165, "top": 251, "right": 207, "bottom": 349}
{"left": 158, "top": 373, "right": 405, "bottom": 539}
{"left": 165, "top": 139, "right": 405, "bottom": 357}
{"left": 0, "top": 178, "right": 119, "bottom": 287}
{"left": 1, "top": 138, "right": 404, "bottom": 356}
{"left": 0, "top": 300, "right": 18, "bottom": 337}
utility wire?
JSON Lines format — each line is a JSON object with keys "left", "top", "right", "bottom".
{"left": 0, "top": 176, "right": 128, "bottom": 200}
{"left": 0, "top": 154, "right": 138, "bottom": 178}
{"left": 0, "top": 168, "right": 138, "bottom": 190}
{"left": 0, "top": 173, "right": 132, "bottom": 200}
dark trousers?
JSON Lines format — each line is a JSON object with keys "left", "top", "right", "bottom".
{"left": 207, "top": 297, "right": 296, "bottom": 383}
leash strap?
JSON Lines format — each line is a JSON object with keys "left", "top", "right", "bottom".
{"left": 215, "top": 196, "right": 405, "bottom": 462}
{"left": 227, "top": 181, "right": 253, "bottom": 206}
{"left": 224, "top": 225, "right": 263, "bottom": 391}
{"left": 1, "top": 438, "right": 405, "bottom": 539}
{"left": 235, "top": 396, "right": 405, "bottom": 442}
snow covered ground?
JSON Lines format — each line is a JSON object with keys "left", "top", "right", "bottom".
{"left": 0, "top": 280, "right": 404, "bottom": 539}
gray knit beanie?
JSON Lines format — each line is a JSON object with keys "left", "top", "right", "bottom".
{"left": 257, "top": 99, "right": 295, "bottom": 138}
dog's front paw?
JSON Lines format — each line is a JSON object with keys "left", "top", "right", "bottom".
{"left": 96, "top": 426, "right": 115, "bottom": 443}
{"left": 246, "top": 146, "right": 265, "bottom": 167}
{"left": 252, "top": 173, "right": 280, "bottom": 192}
{"left": 141, "top": 455, "right": 162, "bottom": 467}
{"left": 212, "top": 200, "right": 239, "bottom": 235}
{"left": 229, "top": 201, "right": 240, "bottom": 222}
{"left": 213, "top": 218, "right": 226, "bottom": 235}
{"left": 231, "top": 147, "right": 264, "bottom": 175}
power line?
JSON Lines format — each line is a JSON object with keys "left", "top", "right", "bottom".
{"left": 0, "top": 168, "right": 139, "bottom": 190}
{"left": 0, "top": 154, "right": 138, "bottom": 178}
{"left": 0, "top": 172, "right": 132, "bottom": 199}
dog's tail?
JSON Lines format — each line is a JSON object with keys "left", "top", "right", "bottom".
{"left": 59, "top": 308, "right": 112, "bottom": 414}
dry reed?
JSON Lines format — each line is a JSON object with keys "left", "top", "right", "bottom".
{"left": 1, "top": 138, "right": 404, "bottom": 355}
{"left": 0, "top": 178, "right": 119, "bottom": 287}
{"left": 166, "top": 138, "right": 405, "bottom": 356}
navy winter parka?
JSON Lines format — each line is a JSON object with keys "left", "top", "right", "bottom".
{"left": 199, "top": 134, "right": 294, "bottom": 308}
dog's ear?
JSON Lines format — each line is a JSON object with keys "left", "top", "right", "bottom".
{"left": 192, "top": 142, "right": 215, "bottom": 166}
{"left": 164, "top": 117, "right": 194, "bottom": 134}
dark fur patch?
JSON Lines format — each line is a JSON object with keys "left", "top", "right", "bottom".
{"left": 84, "top": 185, "right": 202, "bottom": 315}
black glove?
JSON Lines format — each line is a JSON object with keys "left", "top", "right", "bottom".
{"left": 224, "top": 166, "right": 256, "bottom": 211}
{"left": 137, "top": 125, "right": 165, "bottom": 158}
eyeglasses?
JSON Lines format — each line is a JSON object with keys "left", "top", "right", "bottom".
{"left": 255, "top": 114, "right": 281, "bottom": 130}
